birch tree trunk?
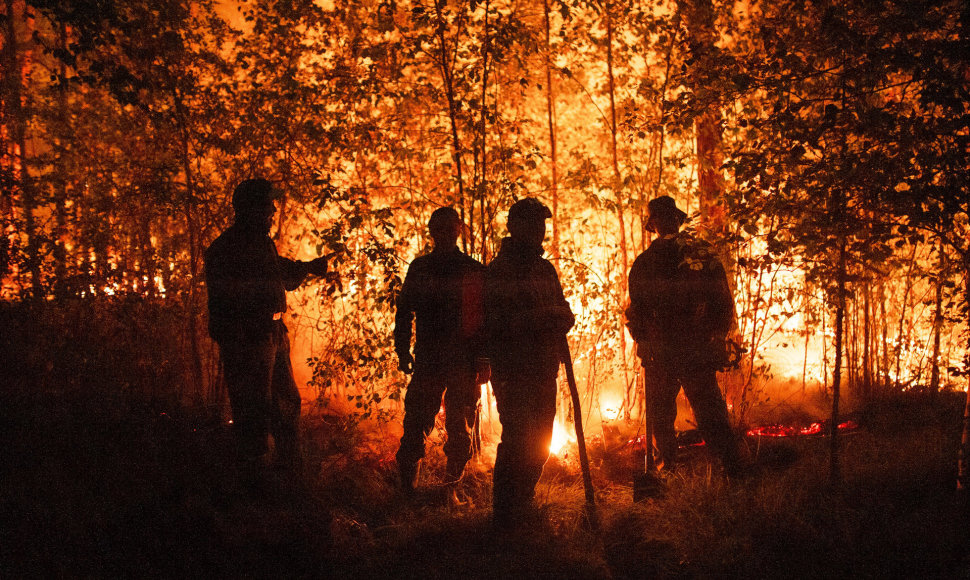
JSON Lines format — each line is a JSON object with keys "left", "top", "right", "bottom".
{"left": 433, "top": 0, "right": 469, "bottom": 253}
{"left": 677, "top": 0, "right": 727, "bottom": 240}
{"left": 52, "top": 22, "right": 71, "bottom": 298}
{"left": 603, "top": 3, "right": 634, "bottom": 409}
{"left": 543, "top": 0, "right": 560, "bottom": 258}
{"left": 172, "top": 84, "right": 206, "bottom": 405}
{"left": 958, "top": 253, "right": 970, "bottom": 491}
{"left": 830, "top": 238, "right": 846, "bottom": 487}
{"left": 929, "top": 245, "right": 946, "bottom": 395}
{"left": 604, "top": 5, "right": 628, "bottom": 281}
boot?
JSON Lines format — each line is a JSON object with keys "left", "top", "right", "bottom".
{"left": 444, "top": 459, "right": 466, "bottom": 484}
{"left": 399, "top": 461, "right": 417, "bottom": 494}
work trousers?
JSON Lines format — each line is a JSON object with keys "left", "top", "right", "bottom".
{"left": 219, "top": 321, "right": 301, "bottom": 466}
{"left": 396, "top": 363, "right": 480, "bottom": 477}
{"left": 645, "top": 360, "right": 738, "bottom": 471}
{"left": 492, "top": 375, "right": 557, "bottom": 525}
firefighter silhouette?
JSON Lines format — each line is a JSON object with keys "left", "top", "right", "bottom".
{"left": 394, "top": 207, "right": 489, "bottom": 492}
{"left": 204, "top": 178, "right": 330, "bottom": 483}
{"left": 626, "top": 195, "right": 745, "bottom": 475}
{"left": 484, "top": 198, "right": 574, "bottom": 527}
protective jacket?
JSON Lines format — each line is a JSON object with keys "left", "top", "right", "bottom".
{"left": 484, "top": 237, "right": 574, "bottom": 381}
{"left": 204, "top": 224, "right": 310, "bottom": 344}
{"left": 394, "top": 246, "right": 485, "bottom": 368}
{"left": 626, "top": 231, "right": 735, "bottom": 365}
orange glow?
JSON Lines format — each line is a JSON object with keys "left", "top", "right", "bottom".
{"left": 600, "top": 395, "right": 622, "bottom": 421}
{"left": 1, "top": 0, "right": 963, "bottom": 459}
{"left": 549, "top": 419, "right": 574, "bottom": 456}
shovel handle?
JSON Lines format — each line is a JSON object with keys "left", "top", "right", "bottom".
{"left": 643, "top": 366, "right": 655, "bottom": 472}
{"left": 562, "top": 338, "right": 598, "bottom": 530}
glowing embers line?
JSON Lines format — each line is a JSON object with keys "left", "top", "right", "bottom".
{"left": 746, "top": 419, "right": 860, "bottom": 438}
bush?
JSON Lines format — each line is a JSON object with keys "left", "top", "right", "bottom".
{"left": 0, "top": 298, "right": 219, "bottom": 412}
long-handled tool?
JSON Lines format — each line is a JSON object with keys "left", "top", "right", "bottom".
{"left": 562, "top": 339, "right": 599, "bottom": 531}
{"left": 634, "top": 365, "right": 664, "bottom": 501}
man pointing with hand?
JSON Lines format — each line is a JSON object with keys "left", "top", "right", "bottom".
{"left": 205, "top": 178, "right": 330, "bottom": 483}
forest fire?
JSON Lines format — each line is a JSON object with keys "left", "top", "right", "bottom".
{"left": 1, "top": 0, "right": 966, "bottom": 480}
{"left": 4, "top": 0, "right": 970, "bottom": 577}
{"left": 2, "top": 0, "right": 967, "bottom": 405}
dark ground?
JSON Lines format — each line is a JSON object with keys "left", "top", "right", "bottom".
{"left": 2, "top": 302, "right": 970, "bottom": 578}
{"left": 3, "top": 387, "right": 970, "bottom": 579}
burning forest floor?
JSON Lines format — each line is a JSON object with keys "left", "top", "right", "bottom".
{"left": 3, "top": 389, "right": 970, "bottom": 579}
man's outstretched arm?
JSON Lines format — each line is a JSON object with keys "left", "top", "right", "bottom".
{"left": 279, "top": 254, "right": 330, "bottom": 290}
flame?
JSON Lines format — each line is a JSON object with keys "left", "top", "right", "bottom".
{"left": 746, "top": 424, "right": 795, "bottom": 438}
{"left": 799, "top": 422, "right": 823, "bottom": 436}
{"left": 600, "top": 395, "right": 622, "bottom": 421}
{"left": 549, "top": 419, "right": 575, "bottom": 456}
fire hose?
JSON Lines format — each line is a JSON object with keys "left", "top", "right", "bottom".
{"left": 562, "top": 338, "right": 600, "bottom": 531}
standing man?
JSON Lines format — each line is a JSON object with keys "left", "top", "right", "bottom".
{"left": 484, "top": 198, "right": 574, "bottom": 528}
{"left": 204, "top": 178, "right": 329, "bottom": 481}
{"left": 394, "top": 207, "right": 488, "bottom": 492}
{"left": 626, "top": 195, "right": 744, "bottom": 476}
